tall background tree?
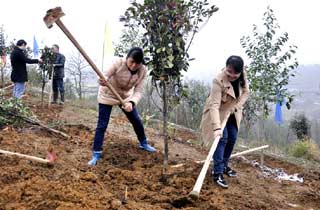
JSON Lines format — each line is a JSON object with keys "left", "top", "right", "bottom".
{"left": 66, "top": 52, "right": 90, "bottom": 99}
{"left": 179, "top": 79, "right": 210, "bottom": 129}
{"left": 0, "top": 26, "right": 12, "bottom": 87}
{"left": 114, "top": 27, "right": 144, "bottom": 57}
{"left": 0, "top": 26, "right": 6, "bottom": 87}
{"left": 63, "top": 78, "right": 76, "bottom": 100}
{"left": 121, "top": 0, "right": 218, "bottom": 174}
{"left": 240, "top": 7, "right": 299, "bottom": 130}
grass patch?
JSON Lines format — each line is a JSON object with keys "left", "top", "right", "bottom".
{"left": 288, "top": 139, "right": 320, "bottom": 162}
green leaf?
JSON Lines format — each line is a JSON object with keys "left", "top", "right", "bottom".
{"left": 240, "top": 6, "right": 298, "bottom": 118}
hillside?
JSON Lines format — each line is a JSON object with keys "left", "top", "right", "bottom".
{"left": 0, "top": 92, "right": 320, "bottom": 210}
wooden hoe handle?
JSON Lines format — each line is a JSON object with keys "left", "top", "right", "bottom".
{"left": 54, "top": 19, "right": 125, "bottom": 105}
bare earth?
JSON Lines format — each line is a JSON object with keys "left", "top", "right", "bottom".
{"left": 0, "top": 96, "right": 319, "bottom": 210}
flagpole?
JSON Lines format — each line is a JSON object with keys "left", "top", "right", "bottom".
{"left": 33, "top": 35, "right": 39, "bottom": 58}
{"left": 102, "top": 19, "right": 114, "bottom": 71}
{"left": 101, "top": 20, "right": 106, "bottom": 71}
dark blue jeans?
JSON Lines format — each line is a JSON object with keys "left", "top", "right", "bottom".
{"left": 52, "top": 78, "right": 64, "bottom": 94}
{"left": 213, "top": 116, "right": 238, "bottom": 174}
{"left": 93, "top": 103, "right": 147, "bottom": 151}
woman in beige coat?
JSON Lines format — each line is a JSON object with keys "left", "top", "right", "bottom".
{"left": 88, "top": 47, "right": 156, "bottom": 166}
{"left": 200, "top": 55, "right": 249, "bottom": 188}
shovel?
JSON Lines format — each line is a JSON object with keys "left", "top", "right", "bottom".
{"left": 43, "top": 7, "right": 125, "bottom": 105}
{"left": 0, "top": 146, "right": 56, "bottom": 165}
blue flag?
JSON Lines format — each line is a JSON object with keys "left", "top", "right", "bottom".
{"left": 33, "top": 35, "right": 38, "bottom": 58}
{"left": 274, "top": 89, "right": 283, "bottom": 124}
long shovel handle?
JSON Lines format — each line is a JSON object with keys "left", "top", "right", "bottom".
{"left": 189, "top": 134, "right": 221, "bottom": 198}
{"left": 189, "top": 144, "right": 270, "bottom": 198}
{"left": 0, "top": 149, "right": 50, "bottom": 164}
{"left": 55, "top": 19, "right": 125, "bottom": 105}
{"left": 189, "top": 114, "right": 229, "bottom": 199}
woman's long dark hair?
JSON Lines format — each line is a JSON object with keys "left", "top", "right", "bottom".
{"left": 226, "top": 55, "right": 246, "bottom": 88}
{"left": 126, "top": 47, "right": 144, "bottom": 64}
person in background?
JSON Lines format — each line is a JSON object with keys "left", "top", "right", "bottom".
{"left": 88, "top": 47, "right": 156, "bottom": 166}
{"left": 10, "top": 39, "right": 42, "bottom": 98}
{"left": 51, "top": 44, "right": 65, "bottom": 105}
{"left": 200, "top": 55, "right": 250, "bottom": 188}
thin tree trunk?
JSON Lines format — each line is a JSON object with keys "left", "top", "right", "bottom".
{"left": 79, "top": 81, "right": 82, "bottom": 99}
{"left": 175, "top": 106, "right": 178, "bottom": 124}
{"left": 48, "top": 68, "right": 54, "bottom": 107}
{"left": 286, "top": 129, "right": 290, "bottom": 142}
{"left": 162, "top": 81, "right": 169, "bottom": 176}
{"left": 244, "top": 121, "right": 250, "bottom": 140}
{"left": 183, "top": 103, "right": 190, "bottom": 128}
{"left": 147, "top": 81, "right": 151, "bottom": 113}
{"left": 79, "top": 72, "right": 82, "bottom": 99}
{"left": 41, "top": 82, "right": 45, "bottom": 107}
{"left": 316, "top": 121, "right": 320, "bottom": 144}
{"left": 257, "top": 119, "right": 261, "bottom": 142}
{"left": 41, "top": 70, "right": 46, "bottom": 107}
{"left": 262, "top": 120, "right": 267, "bottom": 141}
{"left": 0, "top": 67, "right": 4, "bottom": 87}
{"left": 73, "top": 77, "right": 77, "bottom": 97}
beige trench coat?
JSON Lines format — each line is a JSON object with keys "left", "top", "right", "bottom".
{"left": 200, "top": 69, "right": 250, "bottom": 146}
{"left": 97, "top": 58, "right": 147, "bottom": 106}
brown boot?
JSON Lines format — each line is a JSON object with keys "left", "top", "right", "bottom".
{"left": 51, "top": 92, "right": 58, "bottom": 104}
{"left": 59, "top": 92, "right": 65, "bottom": 105}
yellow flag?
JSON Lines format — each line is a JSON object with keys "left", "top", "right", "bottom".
{"left": 102, "top": 20, "right": 114, "bottom": 70}
{"left": 103, "top": 20, "right": 114, "bottom": 57}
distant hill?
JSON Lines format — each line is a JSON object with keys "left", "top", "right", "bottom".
{"left": 284, "top": 64, "right": 320, "bottom": 120}
{"left": 288, "top": 64, "right": 320, "bottom": 91}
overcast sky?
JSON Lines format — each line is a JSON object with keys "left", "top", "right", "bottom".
{"left": 1, "top": 0, "right": 319, "bottom": 82}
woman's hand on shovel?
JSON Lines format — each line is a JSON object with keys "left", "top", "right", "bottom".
{"left": 98, "top": 78, "right": 108, "bottom": 86}
{"left": 213, "top": 129, "right": 222, "bottom": 139}
{"left": 122, "top": 102, "right": 133, "bottom": 112}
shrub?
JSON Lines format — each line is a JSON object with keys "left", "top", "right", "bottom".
{"left": 288, "top": 140, "right": 309, "bottom": 158}
{"left": 289, "top": 113, "right": 311, "bottom": 139}
{"left": 0, "top": 94, "right": 32, "bottom": 127}
{"left": 288, "top": 139, "right": 320, "bottom": 161}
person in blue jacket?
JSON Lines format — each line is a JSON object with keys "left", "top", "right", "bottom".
{"left": 51, "top": 44, "right": 66, "bottom": 104}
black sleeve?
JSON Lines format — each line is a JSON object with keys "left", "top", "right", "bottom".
{"left": 129, "top": 101, "right": 135, "bottom": 107}
{"left": 20, "top": 50, "right": 38, "bottom": 64}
